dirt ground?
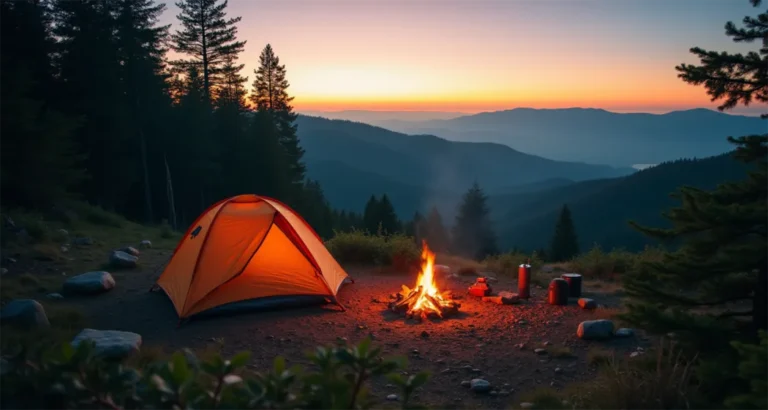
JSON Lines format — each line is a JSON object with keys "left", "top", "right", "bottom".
{"left": 34, "top": 246, "right": 646, "bottom": 409}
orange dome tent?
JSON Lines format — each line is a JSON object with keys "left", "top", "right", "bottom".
{"left": 154, "top": 194, "right": 350, "bottom": 321}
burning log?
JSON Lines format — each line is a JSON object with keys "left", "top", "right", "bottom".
{"left": 387, "top": 241, "right": 461, "bottom": 320}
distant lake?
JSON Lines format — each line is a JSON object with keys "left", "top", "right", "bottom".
{"left": 633, "top": 164, "right": 657, "bottom": 170}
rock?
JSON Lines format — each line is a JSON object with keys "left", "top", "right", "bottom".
{"left": 499, "top": 390, "right": 510, "bottom": 396}
{"left": 73, "top": 237, "right": 94, "bottom": 246}
{"left": 109, "top": 251, "right": 138, "bottom": 269}
{"left": 0, "top": 299, "right": 49, "bottom": 330}
{"left": 498, "top": 291, "right": 521, "bottom": 304}
{"left": 577, "top": 298, "right": 597, "bottom": 310}
{"left": 630, "top": 351, "right": 643, "bottom": 358}
{"left": 518, "top": 320, "right": 527, "bottom": 325}
{"left": 482, "top": 296, "right": 503, "bottom": 305}
{"left": 489, "top": 391, "right": 498, "bottom": 396}
{"left": 386, "top": 394, "right": 399, "bottom": 401}
{"left": 441, "top": 368, "right": 455, "bottom": 374}
{"left": 615, "top": 328, "right": 634, "bottom": 337}
{"left": 577, "top": 319, "right": 615, "bottom": 340}
{"left": 471, "top": 368, "right": 482, "bottom": 373}
{"left": 470, "top": 379, "right": 491, "bottom": 393}
{"left": 555, "top": 367, "right": 562, "bottom": 374}
{"left": 0, "top": 268, "right": 7, "bottom": 275}
{"left": 543, "top": 341, "right": 551, "bottom": 346}
{"left": 57, "top": 228, "right": 69, "bottom": 236}
{"left": 411, "top": 349, "right": 419, "bottom": 355}
{"left": 517, "top": 343, "right": 526, "bottom": 350}
{"left": 421, "top": 330, "right": 429, "bottom": 338}
{"left": 63, "top": 271, "right": 115, "bottom": 295}
{"left": 460, "top": 380, "right": 471, "bottom": 388}
{"left": 46, "top": 293, "right": 64, "bottom": 300}
{"left": 139, "top": 239, "right": 152, "bottom": 249}
{"left": 61, "top": 246, "right": 69, "bottom": 253}
{"left": 520, "top": 402, "right": 534, "bottom": 409}
{"left": 118, "top": 246, "right": 140, "bottom": 257}
{"left": 71, "top": 329, "right": 142, "bottom": 359}
{"left": 5, "top": 257, "right": 17, "bottom": 264}
{"left": 534, "top": 348, "right": 547, "bottom": 355}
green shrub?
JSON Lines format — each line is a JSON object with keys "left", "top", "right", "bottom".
{"left": 569, "top": 245, "right": 624, "bottom": 280}
{"left": 483, "top": 251, "right": 543, "bottom": 276}
{"left": 159, "top": 219, "right": 175, "bottom": 239}
{"left": 325, "top": 231, "right": 420, "bottom": 268}
{"left": 0, "top": 337, "right": 429, "bottom": 410}
{"left": 66, "top": 201, "right": 125, "bottom": 228}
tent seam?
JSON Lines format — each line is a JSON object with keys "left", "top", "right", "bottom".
{"left": 179, "top": 198, "right": 237, "bottom": 317}
{"left": 184, "top": 211, "right": 277, "bottom": 317}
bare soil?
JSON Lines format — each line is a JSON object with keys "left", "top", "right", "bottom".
{"left": 34, "top": 246, "right": 647, "bottom": 409}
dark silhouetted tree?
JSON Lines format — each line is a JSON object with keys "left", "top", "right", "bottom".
{"left": 114, "top": 0, "right": 171, "bottom": 222}
{"left": 377, "top": 194, "right": 400, "bottom": 235}
{"left": 550, "top": 204, "right": 579, "bottom": 261}
{"left": 250, "top": 44, "right": 306, "bottom": 201}
{"left": 170, "top": 0, "right": 246, "bottom": 103}
{"left": 363, "top": 195, "right": 380, "bottom": 234}
{"left": 622, "top": 1, "right": 766, "bottom": 404}
{"left": 453, "top": 182, "right": 498, "bottom": 259}
{"left": 0, "top": 0, "right": 84, "bottom": 206}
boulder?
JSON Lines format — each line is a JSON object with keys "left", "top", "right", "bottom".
{"left": 117, "top": 246, "right": 140, "bottom": 257}
{"left": 577, "top": 298, "right": 597, "bottom": 310}
{"left": 109, "top": 251, "right": 138, "bottom": 269}
{"left": 615, "top": 328, "right": 634, "bottom": 337}
{"left": 46, "top": 293, "right": 64, "bottom": 300}
{"left": 498, "top": 291, "right": 521, "bottom": 304}
{"left": 63, "top": 271, "right": 115, "bottom": 295}
{"left": 577, "top": 319, "right": 615, "bottom": 340}
{"left": 139, "top": 240, "right": 152, "bottom": 249}
{"left": 0, "top": 299, "right": 49, "bottom": 330}
{"left": 470, "top": 378, "right": 491, "bottom": 393}
{"left": 71, "top": 329, "right": 142, "bottom": 359}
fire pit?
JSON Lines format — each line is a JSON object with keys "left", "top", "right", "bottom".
{"left": 388, "top": 241, "right": 461, "bottom": 320}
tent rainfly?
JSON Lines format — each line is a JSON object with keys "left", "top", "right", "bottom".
{"left": 154, "top": 194, "right": 350, "bottom": 322}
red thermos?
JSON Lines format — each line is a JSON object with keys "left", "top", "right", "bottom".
{"left": 518, "top": 262, "right": 531, "bottom": 299}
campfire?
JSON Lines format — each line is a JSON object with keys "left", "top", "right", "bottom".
{"left": 389, "top": 241, "right": 460, "bottom": 320}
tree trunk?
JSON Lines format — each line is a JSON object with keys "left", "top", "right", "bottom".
{"left": 136, "top": 96, "right": 154, "bottom": 224}
{"left": 164, "top": 154, "right": 177, "bottom": 230}
{"left": 754, "top": 259, "right": 767, "bottom": 340}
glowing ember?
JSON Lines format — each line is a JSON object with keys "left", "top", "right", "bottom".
{"left": 389, "top": 241, "right": 460, "bottom": 320}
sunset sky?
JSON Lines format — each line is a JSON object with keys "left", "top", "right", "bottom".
{"left": 160, "top": 0, "right": 764, "bottom": 115}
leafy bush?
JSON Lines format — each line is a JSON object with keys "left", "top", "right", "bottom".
{"left": 0, "top": 337, "right": 429, "bottom": 410}
{"left": 482, "top": 251, "right": 543, "bottom": 276}
{"left": 326, "top": 231, "right": 420, "bottom": 269}
{"left": 159, "top": 219, "right": 175, "bottom": 239}
{"left": 66, "top": 201, "right": 125, "bottom": 228}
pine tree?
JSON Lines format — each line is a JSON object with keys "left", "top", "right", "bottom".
{"left": 0, "top": 37, "right": 84, "bottom": 207}
{"left": 114, "top": 0, "right": 171, "bottom": 223}
{"left": 250, "top": 44, "right": 306, "bottom": 200}
{"left": 213, "top": 58, "right": 250, "bottom": 199}
{"left": 453, "top": 182, "right": 498, "bottom": 259}
{"left": 52, "top": 0, "right": 133, "bottom": 211}
{"left": 550, "top": 204, "right": 579, "bottom": 261}
{"left": 363, "top": 195, "right": 380, "bottom": 234}
{"left": 170, "top": 0, "right": 246, "bottom": 103}
{"left": 377, "top": 194, "right": 400, "bottom": 235}
{"left": 622, "top": 0, "right": 767, "bottom": 356}
{"left": 424, "top": 206, "right": 449, "bottom": 253}
{"left": 170, "top": 64, "right": 218, "bottom": 221}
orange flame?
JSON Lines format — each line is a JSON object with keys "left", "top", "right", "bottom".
{"left": 404, "top": 240, "right": 453, "bottom": 316}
